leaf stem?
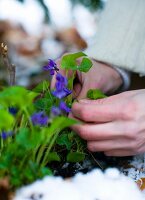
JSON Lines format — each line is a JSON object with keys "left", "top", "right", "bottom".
{"left": 23, "top": 108, "right": 33, "bottom": 131}
{"left": 41, "top": 130, "right": 59, "bottom": 166}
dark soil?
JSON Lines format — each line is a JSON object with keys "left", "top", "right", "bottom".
{"left": 50, "top": 152, "right": 133, "bottom": 178}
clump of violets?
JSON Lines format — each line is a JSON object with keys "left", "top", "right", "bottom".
{"left": 31, "top": 111, "right": 49, "bottom": 126}
{"left": 44, "top": 59, "right": 71, "bottom": 116}
{"left": 30, "top": 59, "right": 71, "bottom": 127}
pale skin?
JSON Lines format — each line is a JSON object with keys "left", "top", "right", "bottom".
{"left": 71, "top": 90, "right": 145, "bottom": 157}
{"left": 52, "top": 57, "right": 145, "bottom": 156}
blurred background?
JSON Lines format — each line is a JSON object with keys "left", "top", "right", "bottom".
{"left": 0, "top": 0, "right": 105, "bottom": 87}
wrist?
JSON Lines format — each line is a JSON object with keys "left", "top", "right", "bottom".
{"left": 111, "top": 66, "right": 131, "bottom": 91}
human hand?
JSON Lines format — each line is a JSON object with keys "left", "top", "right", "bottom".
{"left": 51, "top": 56, "right": 123, "bottom": 99}
{"left": 71, "top": 90, "right": 145, "bottom": 156}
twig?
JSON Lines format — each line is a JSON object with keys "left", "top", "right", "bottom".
{"left": 0, "top": 43, "right": 16, "bottom": 86}
{"left": 89, "top": 151, "right": 104, "bottom": 170}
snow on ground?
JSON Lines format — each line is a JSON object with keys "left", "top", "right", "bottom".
{"left": 14, "top": 168, "right": 144, "bottom": 200}
{"left": 122, "top": 154, "right": 145, "bottom": 180}
{"left": 0, "top": 0, "right": 44, "bottom": 36}
{"left": 0, "top": 0, "right": 98, "bottom": 40}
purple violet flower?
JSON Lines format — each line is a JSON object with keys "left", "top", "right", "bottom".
{"left": 63, "top": 88, "right": 72, "bottom": 96}
{"left": 52, "top": 89, "right": 71, "bottom": 99}
{"left": 59, "top": 101, "right": 71, "bottom": 113}
{"left": 31, "top": 111, "right": 48, "bottom": 126}
{"left": 1, "top": 131, "right": 13, "bottom": 140}
{"left": 56, "top": 73, "right": 67, "bottom": 86}
{"left": 51, "top": 106, "right": 61, "bottom": 116}
{"left": 52, "top": 73, "right": 72, "bottom": 99}
{"left": 43, "top": 59, "right": 59, "bottom": 76}
{"left": 9, "top": 107, "right": 18, "bottom": 115}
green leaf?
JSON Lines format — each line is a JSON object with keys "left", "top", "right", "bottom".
{"left": 67, "top": 152, "right": 85, "bottom": 162}
{"left": 44, "top": 91, "right": 54, "bottom": 100}
{"left": 34, "top": 98, "right": 52, "bottom": 110}
{"left": 0, "top": 110, "right": 14, "bottom": 130}
{"left": 87, "top": 89, "right": 107, "bottom": 100}
{"left": 40, "top": 167, "right": 52, "bottom": 176}
{"left": 61, "top": 52, "right": 86, "bottom": 70}
{"left": 79, "top": 57, "right": 93, "bottom": 72}
{"left": 0, "top": 153, "right": 13, "bottom": 172}
{"left": 47, "top": 152, "right": 61, "bottom": 162}
{"left": 0, "top": 104, "right": 5, "bottom": 110}
{"left": 0, "top": 86, "right": 38, "bottom": 107}
{"left": 27, "top": 91, "right": 38, "bottom": 104}
{"left": 33, "top": 80, "right": 49, "bottom": 93}
{"left": 10, "top": 167, "right": 22, "bottom": 187}
{"left": 43, "top": 116, "right": 77, "bottom": 146}
{"left": 56, "top": 133, "right": 72, "bottom": 150}
{"left": 40, "top": 117, "right": 78, "bottom": 158}
{"left": 16, "top": 128, "right": 32, "bottom": 150}
{"left": 49, "top": 116, "right": 77, "bottom": 135}
{"left": 16, "top": 128, "right": 46, "bottom": 150}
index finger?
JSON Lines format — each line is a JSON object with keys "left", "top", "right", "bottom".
{"left": 71, "top": 98, "right": 123, "bottom": 123}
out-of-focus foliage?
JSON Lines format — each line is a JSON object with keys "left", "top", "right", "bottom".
{"left": 17, "top": 0, "right": 50, "bottom": 22}
{"left": 70, "top": 0, "right": 103, "bottom": 11}
{"left": 17, "top": 0, "right": 103, "bottom": 23}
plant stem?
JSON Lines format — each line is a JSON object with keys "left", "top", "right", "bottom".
{"left": 0, "top": 138, "right": 4, "bottom": 154}
{"left": 23, "top": 108, "right": 33, "bottom": 131}
{"left": 36, "top": 144, "right": 46, "bottom": 164}
{"left": 67, "top": 71, "right": 75, "bottom": 103}
{"left": 89, "top": 152, "right": 104, "bottom": 170}
{"left": 36, "top": 129, "right": 54, "bottom": 165}
{"left": 41, "top": 130, "right": 59, "bottom": 167}
{"left": 19, "top": 153, "right": 29, "bottom": 169}
{"left": 1, "top": 43, "right": 16, "bottom": 86}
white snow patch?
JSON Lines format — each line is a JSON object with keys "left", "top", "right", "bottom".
{"left": 44, "top": 0, "right": 73, "bottom": 29}
{"left": 0, "top": 0, "right": 44, "bottom": 36}
{"left": 123, "top": 154, "right": 145, "bottom": 181}
{"left": 14, "top": 168, "right": 144, "bottom": 200}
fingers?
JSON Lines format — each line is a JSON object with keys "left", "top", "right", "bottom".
{"left": 104, "top": 150, "right": 136, "bottom": 157}
{"left": 71, "top": 119, "right": 129, "bottom": 141}
{"left": 73, "top": 83, "right": 82, "bottom": 98}
{"left": 87, "top": 137, "right": 134, "bottom": 152}
{"left": 76, "top": 79, "right": 90, "bottom": 100}
{"left": 71, "top": 97, "right": 122, "bottom": 123}
{"left": 70, "top": 108, "right": 142, "bottom": 157}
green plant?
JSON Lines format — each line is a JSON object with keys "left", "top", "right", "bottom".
{"left": 0, "top": 44, "right": 106, "bottom": 189}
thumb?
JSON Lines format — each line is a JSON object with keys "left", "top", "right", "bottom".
{"left": 76, "top": 82, "right": 91, "bottom": 100}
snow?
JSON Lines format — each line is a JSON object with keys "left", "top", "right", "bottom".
{"left": 73, "top": 5, "right": 99, "bottom": 40}
{"left": 44, "top": 0, "right": 73, "bottom": 29}
{"left": 0, "top": 0, "right": 44, "bottom": 36}
{"left": 122, "top": 154, "right": 145, "bottom": 181}
{"left": 0, "top": 0, "right": 98, "bottom": 40}
{"left": 14, "top": 168, "right": 144, "bottom": 200}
